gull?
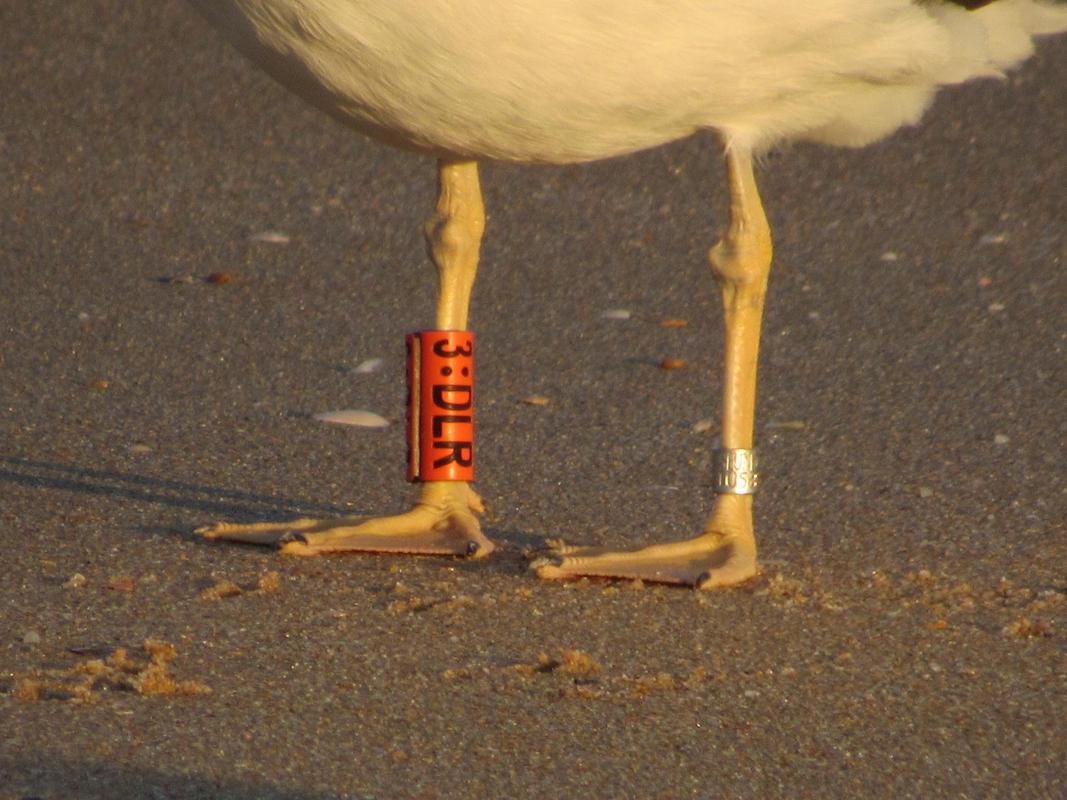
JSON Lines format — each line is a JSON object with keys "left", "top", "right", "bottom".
{"left": 189, "top": 0, "right": 1067, "bottom": 588}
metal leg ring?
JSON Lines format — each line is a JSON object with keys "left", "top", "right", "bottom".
{"left": 712, "top": 448, "right": 758, "bottom": 495}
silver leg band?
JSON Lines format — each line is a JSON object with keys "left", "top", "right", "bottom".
{"left": 712, "top": 448, "right": 758, "bottom": 494}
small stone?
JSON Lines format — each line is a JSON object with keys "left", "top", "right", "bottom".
{"left": 200, "top": 579, "right": 243, "bottom": 600}
{"left": 993, "top": 434, "right": 1010, "bottom": 445}
{"left": 918, "top": 487, "right": 934, "bottom": 499}
{"left": 22, "top": 630, "right": 42, "bottom": 645}
{"left": 659, "top": 358, "right": 687, "bottom": 370}
{"left": 691, "top": 418, "right": 715, "bottom": 433}
{"left": 107, "top": 576, "right": 136, "bottom": 592}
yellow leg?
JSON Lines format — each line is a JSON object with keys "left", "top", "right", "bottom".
{"left": 535, "top": 146, "right": 770, "bottom": 588}
{"left": 198, "top": 160, "right": 495, "bottom": 558}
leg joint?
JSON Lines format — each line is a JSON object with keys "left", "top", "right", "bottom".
{"left": 708, "top": 229, "right": 772, "bottom": 287}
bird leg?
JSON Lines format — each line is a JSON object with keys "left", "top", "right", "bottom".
{"left": 198, "top": 159, "right": 495, "bottom": 558}
{"left": 535, "top": 146, "right": 770, "bottom": 588}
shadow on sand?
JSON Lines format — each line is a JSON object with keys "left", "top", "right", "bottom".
{"left": 0, "top": 456, "right": 364, "bottom": 522}
{"left": 0, "top": 753, "right": 365, "bottom": 800}
{"left": 0, "top": 456, "right": 543, "bottom": 554}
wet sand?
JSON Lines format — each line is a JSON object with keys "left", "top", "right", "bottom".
{"left": 2, "top": 3, "right": 1065, "bottom": 798}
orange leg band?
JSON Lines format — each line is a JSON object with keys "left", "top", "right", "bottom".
{"left": 406, "top": 330, "right": 475, "bottom": 482}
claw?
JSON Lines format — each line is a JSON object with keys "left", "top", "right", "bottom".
{"left": 278, "top": 530, "right": 308, "bottom": 546}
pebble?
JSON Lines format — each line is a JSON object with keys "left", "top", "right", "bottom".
{"left": 691, "top": 418, "right": 715, "bottom": 433}
{"left": 107, "top": 576, "right": 136, "bottom": 592}
{"left": 993, "top": 434, "right": 1010, "bottom": 445}
{"left": 23, "top": 631, "right": 41, "bottom": 645}
{"left": 918, "top": 487, "right": 934, "bottom": 499}
{"left": 659, "top": 358, "right": 687, "bottom": 370}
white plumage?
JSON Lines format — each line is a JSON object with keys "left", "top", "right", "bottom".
{"left": 191, "top": 1, "right": 1067, "bottom": 587}
{"left": 189, "top": 0, "right": 1066, "bottom": 158}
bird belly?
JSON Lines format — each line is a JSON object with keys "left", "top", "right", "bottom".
{"left": 186, "top": 0, "right": 707, "bottom": 163}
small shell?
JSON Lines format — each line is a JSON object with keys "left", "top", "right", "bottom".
{"left": 249, "top": 231, "right": 291, "bottom": 244}
{"left": 352, "top": 358, "right": 384, "bottom": 374}
{"left": 313, "top": 409, "right": 390, "bottom": 428}
{"left": 766, "top": 420, "right": 807, "bottom": 431}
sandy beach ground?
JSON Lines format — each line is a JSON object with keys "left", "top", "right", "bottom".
{"left": 2, "top": 3, "right": 1065, "bottom": 797}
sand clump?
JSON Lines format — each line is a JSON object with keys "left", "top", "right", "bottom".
{"left": 199, "top": 571, "right": 281, "bottom": 600}
{"left": 9, "top": 640, "right": 210, "bottom": 703}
